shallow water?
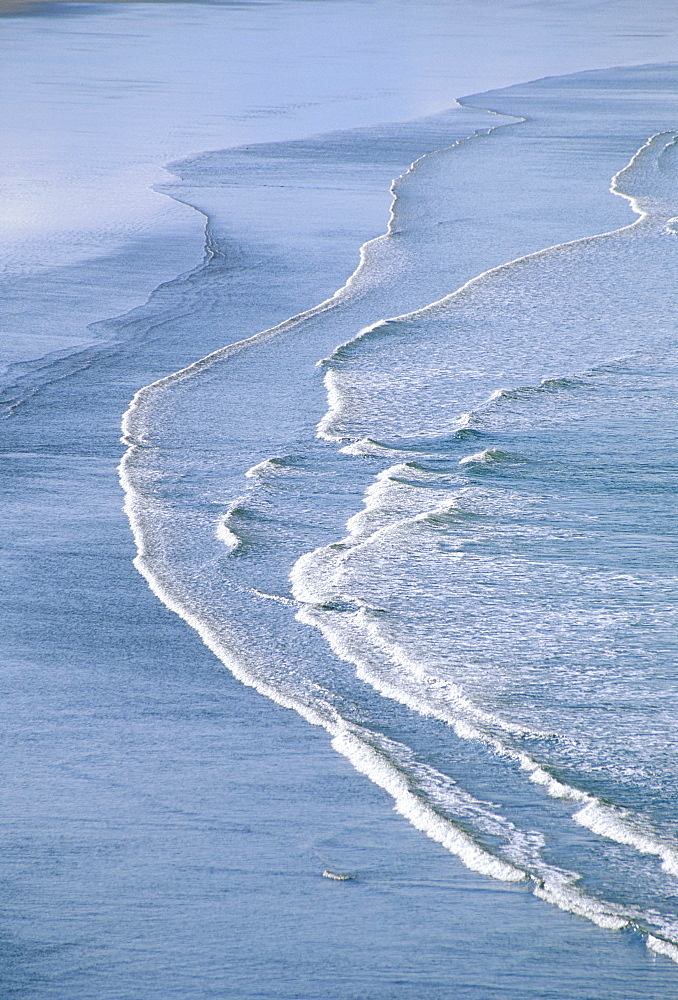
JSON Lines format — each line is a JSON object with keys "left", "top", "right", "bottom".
{"left": 120, "top": 62, "right": 678, "bottom": 979}
{"left": 3, "top": 2, "right": 678, "bottom": 997}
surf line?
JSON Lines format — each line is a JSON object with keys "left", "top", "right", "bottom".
{"left": 303, "top": 129, "right": 678, "bottom": 960}
{"left": 122, "top": 109, "right": 526, "bottom": 453}
{"left": 120, "top": 104, "right": 678, "bottom": 964}
{"left": 315, "top": 130, "right": 663, "bottom": 445}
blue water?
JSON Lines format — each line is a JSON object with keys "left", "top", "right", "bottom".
{"left": 3, "top": 3, "right": 678, "bottom": 997}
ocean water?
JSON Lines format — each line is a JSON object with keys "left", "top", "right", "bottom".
{"left": 3, "top": 3, "right": 678, "bottom": 998}
{"left": 121, "top": 60, "right": 678, "bottom": 968}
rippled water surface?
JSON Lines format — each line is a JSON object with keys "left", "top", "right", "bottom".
{"left": 3, "top": 3, "right": 678, "bottom": 997}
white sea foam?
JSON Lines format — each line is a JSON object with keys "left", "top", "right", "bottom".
{"left": 344, "top": 463, "right": 438, "bottom": 540}
{"left": 294, "top": 521, "right": 678, "bottom": 903}
{"left": 312, "top": 127, "right": 671, "bottom": 452}
{"left": 316, "top": 369, "right": 351, "bottom": 442}
{"left": 119, "top": 455, "right": 342, "bottom": 736}
{"left": 332, "top": 729, "right": 525, "bottom": 882}
{"left": 120, "top": 97, "right": 678, "bottom": 969}
{"left": 459, "top": 449, "right": 494, "bottom": 465}
{"left": 533, "top": 880, "right": 630, "bottom": 931}
{"left": 216, "top": 517, "right": 242, "bottom": 551}
{"left": 289, "top": 544, "right": 345, "bottom": 606}
{"left": 611, "top": 130, "right": 678, "bottom": 221}
{"left": 251, "top": 588, "right": 297, "bottom": 607}
{"left": 519, "top": 757, "right": 589, "bottom": 802}
{"left": 332, "top": 728, "right": 655, "bottom": 937}
{"left": 122, "top": 446, "right": 542, "bottom": 899}
{"left": 123, "top": 424, "right": 678, "bottom": 963}
{"left": 294, "top": 602, "right": 534, "bottom": 742}
{"left": 647, "top": 935, "right": 678, "bottom": 964}
{"left": 245, "top": 456, "right": 290, "bottom": 478}
{"left": 459, "top": 447, "right": 509, "bottom": 465}
{"left": 573, "top": 801, "right": 678, "bottom": 878}
{"left": 339, "top": 437, "right": 405, "bottom": 457}
{"left": 322, "top": 870, "right": 352, "bottom": 881}
{"left": 121, "top": 441, "right": 620, "bottom": 908}
{"left": 301, "top": 380, "right": 678, "bottom": 902}
{"left": 294, "top": 132, "right": 678, "bottom": 938}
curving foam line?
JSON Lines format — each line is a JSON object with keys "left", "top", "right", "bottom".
{"left": 245, "top": 456, "right": 292, "bottom": 478}
{"left": 573, "top": 801, "right": 678, "bottom": 878}
{"left": 332, "top": 729, "right": 525, "bottom": 883}
{"left": 215, "top": 518, "right": 242, "bottom": 551}
{"left": 459, "top": 447, "right": 514, "bottom": 465}
{"left": 120, "top": 111, "right": 678, "bottom": 965}
{"left": 647, "top": 935, "right": 678, "bottom": 964}
{"left": 314, "top": 130, "right": 674, "bottom": 447}
{"left": 534, "top": 881, "right": 630, "bottom": 932}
